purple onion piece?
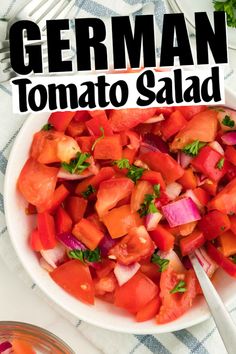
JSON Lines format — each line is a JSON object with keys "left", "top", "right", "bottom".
{"left": 0, "top": 342, "right": 12, "bottom": 353}
{"left": 57, "top": 232, "right": 87, "bottom": 251}
{"left": 99, "top": 234, "right": 117, "bottom": 256}
{"left": 142, "top": 133, "right": 169, "bottom": 153}
{"left": 221, "top": 132, "right": 236, "bottom": 145}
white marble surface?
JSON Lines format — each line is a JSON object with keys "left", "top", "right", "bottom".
{"left": 0, "top": 256, "right": 102, "bottom": 354}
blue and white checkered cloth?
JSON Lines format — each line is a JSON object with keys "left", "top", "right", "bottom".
{"left": 0, "top": 1, "right": 236, "bottom": 353}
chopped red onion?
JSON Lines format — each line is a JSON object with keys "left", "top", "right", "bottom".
{"left": 40, "top": 243, "right": 66, "bottom": 269}
{"left": 182, "top": 256, "right": 193, "bottom": 270}
{"left": 58, "top": 169, "right": 93, "bottom": 180}
{"left": 165, "top": 182, "right": 182, "bottom": 201}
{"left": 185, "top": 189, "right": 203, "bottom": 210}
{"left": 177, "top": 151, "right": 193, "bottom": 168}
{"left": 125, "top": 131, "right": 141, "bottom": 150}
{"left": 39, "top": 257, "right": 54, "bottom": 272}
{"left": 221, "top": 132, "right": 236, "bottom": 145}
{"left": 141, "top": 133, "right": 169, "bottom": 153}
{"left": 57, "top": 232, "right": 87, "bottom": 251}
{"left": 143, "top": 114, "right": 165, "bottom": 124}
{"left": 162, "top": 197, "right": 201, "bottom": 227}
{"left": 114, "top": 262, "right": 140, "bottom": 286}
{"left": 99, "top": 234, "right": 117, "bottom": 256}
{"left": 195, "top": 247, "right": 218, "bottom": 278}
{"left": 209, "top": 141, "right": 224, "bottom": 155}
{"left": 146, "top": 212, "right": 162, "bottom": 231}
{"left": 0, "top": 342, "right": 12, "bottom": 353}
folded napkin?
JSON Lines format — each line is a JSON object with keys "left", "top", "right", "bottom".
{"left": 0, "top": 1, "right": 236, "bottom": 353}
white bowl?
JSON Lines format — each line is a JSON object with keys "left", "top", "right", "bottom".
{"left": 4, "top": 108, "right": 236, "bottom": 334}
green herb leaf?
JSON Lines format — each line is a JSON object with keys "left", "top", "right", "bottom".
{"left": 213, "top": 0, "right": 236, "bottom": 28}
{"left": 222, "top": 115, "right": 235, "bottom": 128}
{"left": 231, "top": 255, "right": 236, "bottom": 264}
{"left": 91, "top": 126, "right": 105, "bottom": 151}
{"left": 153, "top": 184, "right": 161, "bottom": 198}
{"left": 68, "top": 248, "right": 101, "bottom": 263}
{"left": 151, "top": 251, "right": 170, "bottom": 272}
{"left": 127, "top": 165, "right": 145, "bottom": 183}
{"left": 138, "top": 194, "right": 158, "bottom": 217}
{"left": 170, "top": 280, "right": 187, "bottom": 294}
{"left": 81, "top": 184, "right": 96, "bottom": 199}
{"left": 61, "top": 152, "right": 90, "bottom": 174}
{"left": 182, "top": 140, "right": 206, "bottom": 157}
{"left": 41, "top": 123, "right": 53, "bottom": 131}
{"left": 113, "top": 158, "right": 130, "bottom": 169}
{"left": 216, "top": 158, "right": 225, "bottom": 170}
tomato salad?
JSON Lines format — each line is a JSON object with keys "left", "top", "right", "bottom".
{"left": 17, "top": 105, "right": 236, "bottom": 324}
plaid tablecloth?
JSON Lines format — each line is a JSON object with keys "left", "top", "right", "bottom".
{"left": 0, "top": 1, "right": 236, "bottom": 353}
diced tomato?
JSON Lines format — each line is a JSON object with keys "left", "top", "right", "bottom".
{"left": 193, "top": 187, "right": 211, "bottom": 206}
{"left": 140, "top": 152, "right": 184, "bottom": 183}
{"left": 64, "top": 196, "right": 87, "bottom": 223}
{"left": 123, "top": 130, "right": 141, "bottom": 150}
{"left": 72, "top": 218, "right": 104, "bottom": 250}
{"left": 225, "top": 146, "right": 236, "bottom": 166}
{"left": 191, "top": 146, "right": 227, "bottom": 182}
{"left": 55, "top": 206, "right": 72, "bottom": 234}
{"left": 226, "top": 163, "right": 236, "bottom": 182}
{"left": 94, "top": 272, "right": 117, "bottom": 296}
{"left": 155, "top": 107, "right": 174, "bottom": 116}
{"left": 230, "top": 215, "right": 236, "bottom": 235}
{"left": 161, "top": 110, "right": 187, "bottom": 140}
{"left": 156, "top": 268, "right": 197, "bottom": 324}
{"left": 114, "top": 271, "right": 158, "bottom": 313}
{"left": 149, "top": 225, "right": 175, "bottom": 252}
{"left": 176, "top": 106, "right": 206, "bottom": 120}
{"left": 198, "top": 210, "right": 230, "bottom": 240}
{"left": 96, "top": 259, "right": 115, "bottom": 279}
{"left": 139, "top": 261, "right": 161, "bottom": 283}
{"left": 130, "top": 180, "right": 153, "bottom": 212}
{"left": 93, "top": 136, "right": 122, "bottom": 160}
{"left": 86, "top": 111, "right": 113, "bottom": 136}
{"left": 25, "top": 203, "right": 37, "bottom": 215}
{"left": 95, "top": 177, "right": 134, "bottom": 217}
{"left": 87, "top": 213, "right": 106, "bottom": 232}
{"left": 218, "top": 230, "right": 236, "bottom": 257}
{"left": 30, "top": 130, "right": 60, "bottom": 164}
{"left": 178, "top": 168, "right": 197, "bottom": 190}
{"left": 201, "top": 179, "right": 218, "bottom": 196}
{"left": 140, "top": 170, "right": 166, "bottom": 189}
{"left": 108, "top": 226, "right": 155, "bottom": 265}
{"left": 48, "top": 111, "right": 75, "bottom": 132}
{"left": 74, "top": 110, "right": 90, "bottom": 122}
{"left": 122, "top": 147, "right": 137, "bottom": 165}
{"left": 208, "top": 177, "right": 236, "bottom": 214}
{"left": 17, "top": 158, "right": 58, "bottom": 207}
{"left": 37, "top": 212, "right": 56, "bottom": 249}
{"left": 50, "top": 260, "right": 94, "bottom": 304}
{"left": 178, "top": 221, "right": 197, "bottom": 236}
{"left": 75, "top": 166, "right": 115, "bottom": 196}
{"left": 136, "top": 296, "right": 161, "bottom": 322}
{"left": 76, "top": 136, "right": 95, "bottom": 152}
{"left": 171, "top": 109, "right": 218, "bottom": 150}
{"left": 109, "top": 107, "right": 157, "bottom": 132}
{"left": 11, "top": 339, "right": 36, "bottom": 354}
{"left": 102, "top": 204, "right": 143, "bottom": 238}
{"left": 66, "top": 119, "right": 86, "bottom": 137}
{"left": 206, "top": 242, "right": 236, "bottom": 278}
{"left": 29, "top": 228, "right": 43, "bottom": 251}
{"left": 38, "top": 184, "right": 69, "bottom": 213}
{"left": 180, "top": 229, "right": 205, "bottom": 256}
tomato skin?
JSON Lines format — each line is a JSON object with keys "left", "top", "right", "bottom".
{"left": 18, "top": 158, "right": 58, "bottom": 208}
{"left": 176, "top": 106, "right": 206, "bottom": 120}
{"left": 192, "top": 146, "right": 227, "bottom": 183}
{"left": 156, "top": 268, "right": 197, "bottom": 324}
{"left": 30, "top": 130, "right": 60, "bottom": 164}
{"left": 136, "top": 296, "right": 161, "bottom": 322}
{"left": 130, "top": 180, "right": 153, "bottom": 212}
{"left": 72, "top": 218, "right": 104, "bottom": 250}
{"left": 208, "top": 178, "right": 236, "bottom": 214}
{"left": 178, "top": 168, "right": 197, "bottom": 190}
{"left": 38, "top": 184, "right": 69, "bottom": 213}
{"left": 94, "top": 272, "right": 117, "bottom": 296}
{"left": 149, "top": 225, "right": 175, "bottom": 252}
{"left": 161, "top": 110, "right": 187, "bottom": 140}
{"left": 102, "top": 204, "right": 143, "bottom": 238}
{"left": 193, "top": 187, "right": 211, "bottom": 206}
{"left": 140, "top": 170, "right": 166, "bottom": 189}
{"left": 66, "top": 119, "right": 86, "bottom": 137}
{"left": 114, "top": 271, "right": 159, "bottom": 313}
{"left": 86, "top": 111, "right": 113, "bottom": 136}
{"left": 94, "top": 136, "right": 122, "bottom": 160}
{"left": 37, "top": 212, "right": 57, "bottom": 250}
{"left": 180, "top": 229, "right": 205, "bottom": 256}
{"left": 225, "top": 146, "right": 236, "bottom": 166}
{"left": 76, "top": 136, "right": 95, "bottom": 153}
{"left": 171, "top": 109, "right": 218, "bottom": 150}
{"left": 95, "top": 177, "right": 134, "bottom": 217}
{"left": 140, "top": 152, "right": 184, "bottom": 183}
{"left": 230, "top": 215, "right": 236, "bottom": 235}
{"left": 206, "top": 242, "right": 236, "bottom": 278}
{"left": 50, "top": 260, "right": 95, "bottom": 304}
{"left": 29, "top": 228, "right": 43, "bottom": 251}
{"left": 55, "top": 206, "right": 72, "bottom": 234}
{"left": 48, "top": 111, "right": 75, "bottom": 131}
{"left": 64, "top": 196, "right": 87, "bottom": 223}
{"left": 218, "top": 230, "right": 236, "bottom": 257}
{"left": 109, "top": 107, "right": 157, "bottom": 132}
{"left": 96, "top": 259, "right": 115, "bottom": 279}
{"left": 108, "top": 226, "right": 155, "bottom": 265}
{"left": 139, "top": 261, "right": 161, "bottom": 283}
{"left": 198, "top": 210, "right": 230, "bottom": 240}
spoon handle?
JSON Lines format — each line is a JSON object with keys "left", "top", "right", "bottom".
{"left": 190, "top": 252, "right": 236, "bottom": 354}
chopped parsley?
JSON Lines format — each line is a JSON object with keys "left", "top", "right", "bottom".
{"left": 91, "top": 126, "right": 105, "bottom": 151}
{"left": 213, "top": 0, "right": 236, "bottom": 28}
{"left": 170, "top": 280, "right": 187, "bottom": 294}
{"left": 41, "top": 123, "right": 53, "bottom": 131}
{"left": 216, "top": 158, "right": 225, "bottom": 170}
{"left": 81, "top": 184, "right": 96, "bottom": 199}
{"left": 68, "top": 248, "right": 101, "bottom": 263}
{"left": 127, "top": 165, "right": 145, "bottom": 183}
{"left": 151, "top": 251, "right": 169, "bottom": 272}
{"left": 61, "top": 152, "right": 90, "bottom": 174}
{"left": 138, "top": 184, "right": 161, "bottom": 217}
{"left": 222, "top": 115, "right": 235, "bottom": 128}
{"left": 182, "top": 140, "right": 206, "bottom": 157}
{"left": 113, "top": 158, "right": 130, "bottom": 169}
